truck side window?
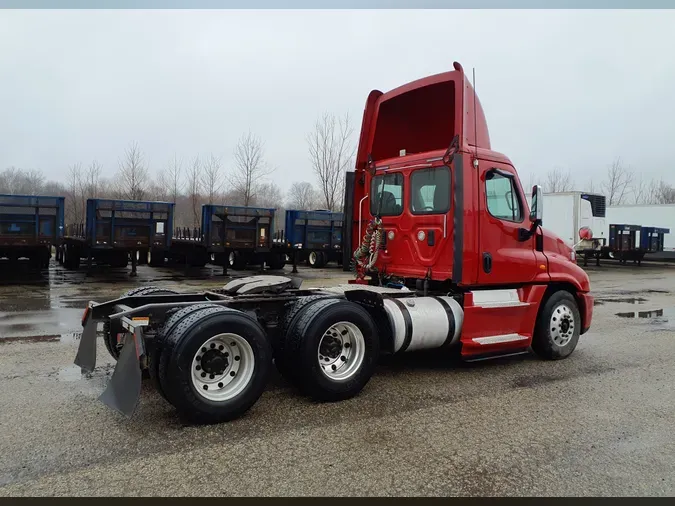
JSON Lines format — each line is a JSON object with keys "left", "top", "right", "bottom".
{"left": 370, "top": 173, "right": 403, "bottom": 216}
{"left": 485, "top": 170, "right": 523, "bottom": 222}
{"left": 410, "top": 166, "right": 451, "bottom": 214}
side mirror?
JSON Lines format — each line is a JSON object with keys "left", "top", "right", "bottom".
{"left": 530, "top": 184, "right": 543, "bottom": 223}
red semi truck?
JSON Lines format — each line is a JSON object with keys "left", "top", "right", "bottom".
{"left": 75, "top": 62, "right": 593, "bottom": 424}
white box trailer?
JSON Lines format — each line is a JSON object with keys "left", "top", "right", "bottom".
{"left": 606, "top": 204, "right": 675, "bottom": 256}
{"left": 529, "top": 192, "right": 607, "bottom": 262}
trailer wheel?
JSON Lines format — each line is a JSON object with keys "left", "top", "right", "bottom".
{"left": 229, "top": 251, "right": 247, "bottom": 270}
{"left": 267, "top": 253, "right": 286, "bottom": 271}
{"left": 307, "top": 250, "right": 327, "bottom": 268}
{"left": 283, "top": 298, "right": 379, "bottom": 401}
{"left": 158, "top": 306, "right": 272, "bottom": 424}
{"left": 275, "top": 294, "right": 335, "bottom": 383}
{"left": 149, "top": 249, "right": 165, "bottom": 267}
{"left": 102, "top": 287, "right": 179, "bottom": 361}
{"left": 532, "top": 290, "right": 581, "bottom": 360}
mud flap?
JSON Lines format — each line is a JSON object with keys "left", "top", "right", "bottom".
{"left": 98, "top": 329, "right": 144, "bottom": 418}
{"left": 74, "top": 313, "right": 98, "bottom": 373}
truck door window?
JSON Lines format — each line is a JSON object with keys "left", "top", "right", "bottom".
{"left": 410, "top": 166, "right": 451, "bottom": 214}
{"left": 370, "top": 173, "right": 403, "bottom": 216}
{"left": 485, "top": 170, "right": 523, "bottom": 222}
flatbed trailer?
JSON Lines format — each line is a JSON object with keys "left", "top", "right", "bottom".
{"left": 278, "top": 209, "right": 343, "bottom": 268}
{"left": 57, "top": 199, "right": 174, "bottom": 275}
{"left": 159, "top": 204, "right": 286, "bottom": 272}
{"left": 603, "top": 223, "right": 644, "bottom": 264}
{"left": 0, "top": 193, "right": 65, "bottom": 269}
{"left": 74, "top": 62, "right": 594, "bottom": 425}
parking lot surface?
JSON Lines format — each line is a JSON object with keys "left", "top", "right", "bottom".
{"left": 0, "top": 262, "right": 674, "bottom": 496}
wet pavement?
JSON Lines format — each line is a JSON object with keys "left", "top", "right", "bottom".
{"left": 0, "top": 261, "right": 674, "bottom": 496}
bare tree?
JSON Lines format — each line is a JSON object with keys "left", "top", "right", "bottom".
{"left": 117, "top": 141, "right": 149, "bottom": 200}
{"left": 24, "top": 169, "right": 45, "bottom": 195}
{"left": 307, "top": 112, "right": 355, "bottom": 211}
{"left": 255, "top": 181, "right": 284, "bottom": 209}
{"left": 544, "top": 167, "right": 573, "bottom": 193}
{"left": 201, "top": 153, "right": 224, "bottom": 205}
{"left": 287, "top": 181, "right": 315, "bottom": 209}
{"left": 601, "top": 157, "right": 634, "bottom": 205}
{"left": 166, "top": 153, "right": 183, "bottom": 203}
{"left": 85, "top": 160, "right": 102, "bottom": 199}
{"left": 631, "top": 174, "right": 651, "bottom": 204}
{"left": 186, "top": 156, "right": 202, "bottom": 229}
{"left": 231, "top": 131, "right": 274, "bottom": 206}
{"left": 652, "top": 179, "right": 675, "bottom": 204}
{"left": 0, "top": 167, "right": 45, "bottom": 195}
{"left": 66, "top": 163, "right": 86, "bottom": 225}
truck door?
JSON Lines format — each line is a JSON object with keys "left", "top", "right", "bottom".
{"left": 477, "top": 164, "right": 540, "bottom": 285}
{"left": 407, "top": 165, "right": 452, "bottom": 268}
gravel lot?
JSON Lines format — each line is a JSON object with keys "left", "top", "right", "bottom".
{"left": 0, "top": 261, "right": 673, "bottom": 496}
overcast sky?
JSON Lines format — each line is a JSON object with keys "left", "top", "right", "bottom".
{"left": 1, "top": 9, "right": 674, "bottom": 193}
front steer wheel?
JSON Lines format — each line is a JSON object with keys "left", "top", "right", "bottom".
{"left": 157, "top": 306, "right": 272, "bottom": 424}
{"left": 282, "top": 298, "right": 379, "bottom": 402}
{"left": 532, "top": 290, "right": 581, "bottom": 360}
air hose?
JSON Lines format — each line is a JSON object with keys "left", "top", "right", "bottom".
{"left": 353, "top": 217, "right": 384, "bottom": 279}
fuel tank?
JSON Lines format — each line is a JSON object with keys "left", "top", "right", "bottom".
{"left": 382, "top": 296, "right": 464, "bottom": 353}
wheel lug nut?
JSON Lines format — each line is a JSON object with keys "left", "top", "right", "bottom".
{"left": 219, "top": 345, "right": 224, "bottom": 350}
{"left": 218, "top": 382, "right": 223, "bottom": 388}
{"left": 210, "top": 343, "right": 215, "bottom": 349}
{"left": 230, "top": 371, "right": 236, "bottom": 377}
{"left": 231, "top": 342, "right": 236, "bottom": 346}
{"left": 201, "top": 372, "right": 206, "bottom": 378}
{"left": 201, "top": 347, "right": 206, "bottom": 353}
{"left": 341, "top": 356, "right": 346, "bottom": 361}
{"left": 203, "top": 385, "right": 208, "bottom": 390}
{"left": 331, "top": 364, "right": 337, "bottom": 370}
{"left": 196, "top": 365, "right": 201, "bottom": 371}
{"left": 210, "top": 374, "right": 215, "bottom": 379}
{"left": 344, "top": 343, "right": 351, "bottom": 348}
{"left": 235, "top": 356, "right": 240, "bottom": 361}
{"left": 196, "top": 356, "right": 201, "bottom": 361}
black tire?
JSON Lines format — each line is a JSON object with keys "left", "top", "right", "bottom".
{"left": 108, "top": 253, "right": 128, "bottom": 268}
{"left": 275, "top": 294, "right": 335, "bottom": 384}
{"left": 267, "top": 253, "right": 286, "bottom": 271}
{"left": 102, "top": 287, "right": 178, "bottom": 361}
{"left": 149, "top": 249, "right": 164, "bottom": 267}
{"left": 158, "top": 306, "right": 272, "bottom": 424}
{"left": 532, "top": 290, "right": 582, "bottom": 360}
{"left": 282, "top": 298, "right": 379, "bottom": 401}
{"left": 149, "top": 303, "right": 222, "bottom": 401}
{"left": 307, "top": 250, "right": 324, "bottom": 268}
{"left": 229, "top": 251, "right": 247, "bottom": 270}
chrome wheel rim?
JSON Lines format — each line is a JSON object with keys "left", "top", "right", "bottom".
{"left": 309, "top": 251, "right": 317, "bottom": 265}
{"left": 228, "top": 252, "right": 235, "bottom": 266}
{"left": 191, "top": 333, "right": 255, "bottom": 401}
{"left": 550, "top": 304, "right": 575, "bottom": 347}
{"left": 317, "top": 321, "right": 365, "bottom": 381}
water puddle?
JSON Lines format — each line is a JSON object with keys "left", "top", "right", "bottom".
{"left": 595, "top": 297, "right": 647, "bottom": 306}
{"left": 0, "top": 332, "right": 81, "bottom": 345}
{"left": 614, "top": 307, "right": 674, "bottom": 331}
{"left": 616, "top": 308, "right": 668, "bottom": 319}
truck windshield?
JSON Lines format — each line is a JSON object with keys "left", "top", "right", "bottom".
{"left": 370, "top": 173, "right": 403, "bottom": 216}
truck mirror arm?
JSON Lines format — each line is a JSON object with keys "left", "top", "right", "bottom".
{"left": 517, "top": 219, "right": 542, "bottom": 242}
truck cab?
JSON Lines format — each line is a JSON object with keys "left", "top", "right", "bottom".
{"left": 350, "top": 62, "right": 593, "bottom": 358}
